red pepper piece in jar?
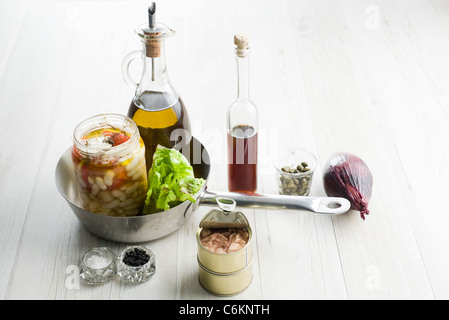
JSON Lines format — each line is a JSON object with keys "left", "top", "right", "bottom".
{"left": 103, "top": 130, "right": 130, "bottom": 147}
{"left": 72, "top": 147, "right": 92, "bottom": 192}
{"left": 110, "top": 164, "right": 128, "bottom": 189}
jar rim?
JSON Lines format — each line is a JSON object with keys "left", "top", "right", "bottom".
{"left": 81, "top": 247, "right": 117, "bottom": 271}
{"left": 273, "top": 147, "right": 317, "bottom": 175}
{"left": 73, "top": 113, "right": 140, "bottom": 157}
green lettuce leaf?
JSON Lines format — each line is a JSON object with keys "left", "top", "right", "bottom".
{"left": 143, "top": 145, "right": 206, "bottom": 214}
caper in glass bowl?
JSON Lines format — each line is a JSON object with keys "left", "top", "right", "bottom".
{"left": 274, "top": 148, "right": 317, "bottom": 196}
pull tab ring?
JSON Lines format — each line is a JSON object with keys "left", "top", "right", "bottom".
{"left": 216, "top": 198, "right": 236, "bottom": 213}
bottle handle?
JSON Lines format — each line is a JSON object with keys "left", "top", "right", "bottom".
{"left": 121, "top": 50, "right": 142, "bottom": 89}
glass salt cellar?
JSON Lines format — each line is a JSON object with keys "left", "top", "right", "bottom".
{"left": 79, "top": 247, "right": 117, "bottom": 284}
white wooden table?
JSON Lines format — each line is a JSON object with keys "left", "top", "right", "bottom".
{"left": 1, "top": 0, "right": 449, "bottom": 301}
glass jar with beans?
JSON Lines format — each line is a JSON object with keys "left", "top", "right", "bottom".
{"left": 274, "top": 148, "right": 317, "bottom": 196}
{"left": 72, "top": 114, "right": 148, "bottom": 216}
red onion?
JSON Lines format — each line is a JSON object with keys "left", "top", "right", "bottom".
{"left": 322, "top": 152, "right": 373, "bottom": 220}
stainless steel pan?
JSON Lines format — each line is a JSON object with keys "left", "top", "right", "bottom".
{"left": 55, "top": 138, "right": 350, "bottom": 243}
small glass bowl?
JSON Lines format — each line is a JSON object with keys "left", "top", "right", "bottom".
{"left": 274, "top": 148, "right": 317, "bottom": 196}
{"left": 117, "top": 246, "right": 156, "bottom": 284}
{"left": 79, "top": 247, "right": 117, "bottom": 285}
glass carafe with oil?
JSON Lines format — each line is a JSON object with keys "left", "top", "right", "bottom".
{"left": 122, "top": 3, "right": 191, "bottom": 172}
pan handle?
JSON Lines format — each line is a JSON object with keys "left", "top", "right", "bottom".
{"left": 198, "top": 190, "right": 350, "bottom": 215}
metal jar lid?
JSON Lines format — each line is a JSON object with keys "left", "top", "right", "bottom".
{"left": 199, "top": 198, "right": 250, "bottom": 229}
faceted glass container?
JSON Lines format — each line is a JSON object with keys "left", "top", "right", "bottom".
{"left": 79, "top": 247, "right": 117, "bottom": 284}
{"left": 117, "top": 246, "right": 156, "bottom": 284}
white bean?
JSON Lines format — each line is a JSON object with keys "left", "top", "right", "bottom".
{"left": 119, "top": 198, "right": 135, "bottom": 208}
{"left": 124, "top": 182, "right": 139, "bottom": 195}
{"left": 95, "top": 176, "right": 107, "bottom": 190}
{"left": 111, "top": 189, "right": 126, "bottom": 201}
{"left": 80, "top": 192, "right": 90, "bottom": 204}
{"left": 88, "top": 200, "right": 101, "bottom": 211}
{"left": 103, "top": 170, "right": 114, "bottom": 187}
{"left": 127, "top": 167, "right": 137, "bottom": 179}
{"left": 91, "top": 184, "right": 100, "bottom": 196}
{"left": 126, "top": 156, "right": 139, "bottom": 172}
{"left": 131, "top": 170, "right": 143, "bottom": 181}
{"left": 98, "top": 190, "right": 114, "bottom": 203}
{"left": 102, "top": 199, "right": 120, "bottom": 209}
{"left": 135, "top": 194, "right": 147, "bottom": 203}
{"left": 122, "top": 202, "right": 140, "bottom": 211}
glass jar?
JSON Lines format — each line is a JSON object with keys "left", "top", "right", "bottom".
{"left": 117, "top": 246, "right": 156, "bottom": 284}
{"left": 72, "top": 113, "right": 148, "bottom": 216}
{"left": 274, "top": 148, "right": 317, "bottom": 196}
{"left": 79, "top": 247, "right": 117, "bottom": 285}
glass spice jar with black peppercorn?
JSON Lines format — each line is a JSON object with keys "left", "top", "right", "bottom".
{"left": 117, "top": 246, "right": 156, "bottom": 284}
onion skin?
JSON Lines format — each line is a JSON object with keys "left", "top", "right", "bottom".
{"left": 323, "top": 152, "right": 373, "bottom": 220}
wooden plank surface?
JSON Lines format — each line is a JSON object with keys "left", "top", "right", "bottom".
{"left": 1, "top": 0, "right": 448, "bottom": 300}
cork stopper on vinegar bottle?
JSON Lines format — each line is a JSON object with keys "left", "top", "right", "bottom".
{"left": 234, "top": 34, "right": 250, "bottom": 58}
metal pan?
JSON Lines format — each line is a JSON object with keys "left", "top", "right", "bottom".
{"left": 55, "top": 137, "right": 350, "bottom": 243}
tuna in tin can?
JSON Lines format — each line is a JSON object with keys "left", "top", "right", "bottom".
{"left": 196, "top": 198, "right": 253, "bottom": 296}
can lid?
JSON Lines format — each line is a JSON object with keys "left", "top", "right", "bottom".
{"left": 199, "top": 198, "right": 250, "bottom": 229}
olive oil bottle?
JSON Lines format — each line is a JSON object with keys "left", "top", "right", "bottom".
{"left": 122, "top": 3, "right": 191, "bottom": 172}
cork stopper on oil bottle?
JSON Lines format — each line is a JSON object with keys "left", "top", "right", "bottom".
{"left": 135, "top": 2, "right": 175, "bottom": 59}
{"left": 144, "top": 2, "right": 161, "bottom": 58}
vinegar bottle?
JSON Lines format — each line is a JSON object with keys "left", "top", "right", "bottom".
{"left": 122, "top": 3, "right": 191, "bottom": 172}
{"left": 227, "top": 34, "right": 258, "bottom": 193}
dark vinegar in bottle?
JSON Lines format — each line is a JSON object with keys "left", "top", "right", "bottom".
{"left": 227, "top": 125, "right": 258, "bottom": 193}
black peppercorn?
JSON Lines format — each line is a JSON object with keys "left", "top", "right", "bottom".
{"left": 122, "top": 247, "right": 150, "bottom": 267}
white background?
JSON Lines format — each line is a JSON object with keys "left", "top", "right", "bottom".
{"left": 1, "top": 0, "right": 448, "bottom": 299}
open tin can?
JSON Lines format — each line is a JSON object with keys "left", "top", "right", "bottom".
{"left": 196, "top": 198, "right": 253, "bottom": 296}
